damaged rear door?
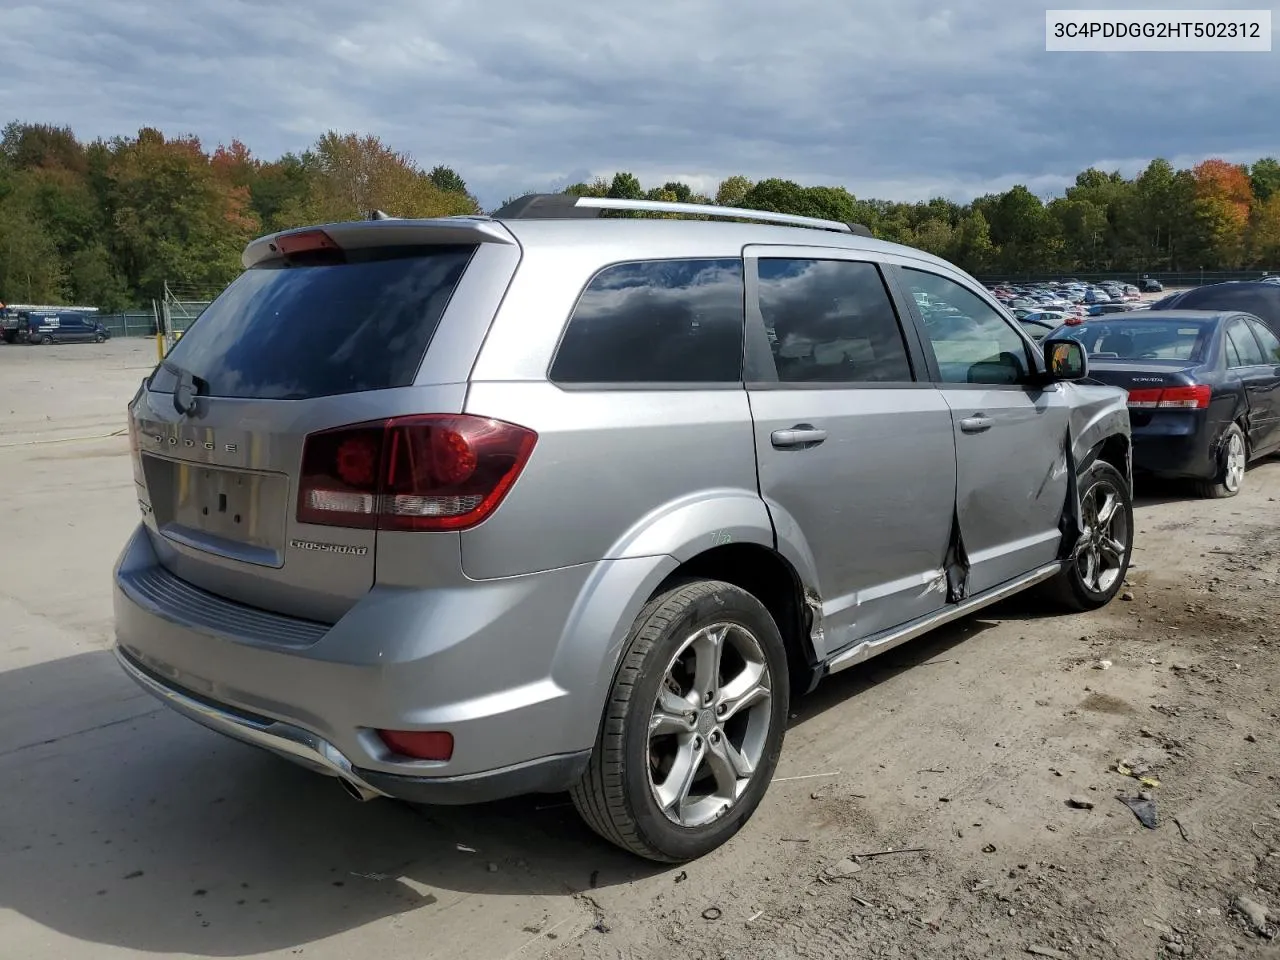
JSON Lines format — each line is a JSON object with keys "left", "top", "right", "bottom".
{"left": 743, "top": 248, "right": 958, "bottom": 654}
{"left": 896, "top": 266, "right": 1070, "bottom": 597}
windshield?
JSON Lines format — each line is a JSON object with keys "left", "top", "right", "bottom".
{"left": 1054, "top": 320, "right": 1210, "bottom": 362}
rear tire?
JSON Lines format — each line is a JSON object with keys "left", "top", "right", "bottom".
{"left": 1045, "top": 459, "right": 1134, "bottom": 612}
{"left": 571, "top": 580, "right": 789, "bottom": 862}
{"left": 1194, "top": 423, "right": 1246, "bottom": 499}
{"left": 40, "top": 335, "right": 53, "bottom": 345}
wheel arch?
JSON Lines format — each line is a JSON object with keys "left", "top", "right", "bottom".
{"left": 651, "top": 543, "right": 821, "bottom": 696}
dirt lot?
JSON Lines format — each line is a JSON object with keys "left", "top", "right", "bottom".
{"left": 1, "top": 338, "right": 1277, "bottom": 960}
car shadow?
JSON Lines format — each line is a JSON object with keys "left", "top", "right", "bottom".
{"left": 0, "top": 604, "right": 1072, "bottom": 955}
{"left": 0, "top": 651, "right": 658, "bottom": 957}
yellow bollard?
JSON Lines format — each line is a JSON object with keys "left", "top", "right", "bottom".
{"left": 156, "top": 331, "right": 164, "bottom": 361}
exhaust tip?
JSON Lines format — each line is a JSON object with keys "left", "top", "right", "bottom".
{"left": 339, "top": 777, "right": 378, "bottom": 802}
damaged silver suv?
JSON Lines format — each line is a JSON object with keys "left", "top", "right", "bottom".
{"left": 113, "top": 195, "right": 1133, "bottom": 862}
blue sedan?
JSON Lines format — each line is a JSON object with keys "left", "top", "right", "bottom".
{"left": 1048, "top": 310, "right": 1280, "bottom": 497}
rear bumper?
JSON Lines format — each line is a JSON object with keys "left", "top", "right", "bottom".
{"left": 1131, "top": 416, "right": 1218, "bottom": 480}
{"left": 116, "top": 645, "right": 588, "bottom": 803}
{"left": 113, "top": 524, "right": 670, "bottom": 801}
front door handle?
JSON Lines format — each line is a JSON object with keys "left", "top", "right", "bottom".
{"left": 959, "top": 414, "right": 993, "bottom": 434}
{"left": 771, "top": 425, "right": 828, "bottom": 448}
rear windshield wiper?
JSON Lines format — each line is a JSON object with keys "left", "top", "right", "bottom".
{"left": 163, "top": 360, "right": 208, "bottom": 415}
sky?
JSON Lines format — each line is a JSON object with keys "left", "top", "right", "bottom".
{"left": 1, "top": 0, "right": 1277, "bottom": 210}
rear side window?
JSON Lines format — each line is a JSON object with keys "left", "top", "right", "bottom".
{"left": 1248, "top": 318, "right": 1280, "bottom": 361}
{"left": 550, "top": 259, "right": 744, "bottom": 383}
{"left": 150, "top": 245, "right": 476, "bottom": 400}
{"left": 1226, "top": 319, "right": 1266, "bottom": 366}
{"left": 756, "top": 258, "right": 913, "bottom": 383}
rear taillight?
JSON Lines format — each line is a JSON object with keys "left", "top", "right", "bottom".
{"left": 1126, "top": 385, "right": 1210, "bottom": 410}
{"left": 297, "top": 415, "right": 537, "bottom": 532}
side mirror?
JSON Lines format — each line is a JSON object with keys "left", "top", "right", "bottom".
{"left": 1042, "top": 338, "right": 1088, "bottom": 382}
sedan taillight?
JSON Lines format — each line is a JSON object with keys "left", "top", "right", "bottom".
{"left": 1126, "top": 385, "right": 1211, "bottom": 409}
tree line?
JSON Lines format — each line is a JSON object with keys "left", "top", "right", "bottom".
{"left": 3, "top": 120, "right": 1279, "bottom": 311}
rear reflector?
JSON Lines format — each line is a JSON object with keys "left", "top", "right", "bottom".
{"left": 1127, "top": 385, "right": 1210, "bottom": 409}
{"left": 378, "top": 730, "right": 454, "bottom": 761}
{"left": 297, "top": 414, "right": 537, "bottom": 532}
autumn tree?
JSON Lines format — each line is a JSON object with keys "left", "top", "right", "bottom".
{"left": 1191, "top": 159, "right": 1253, "bottom": 268}
{"left": 105, "top": 128, "right": 257, "bottom": 300}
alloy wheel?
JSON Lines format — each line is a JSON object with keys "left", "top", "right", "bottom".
{"left": 1224, "top": 432, "right": 1246, "bottom": 493}
{"left": 1073, "top": 478, "right": 1130, "bottom": 594}
{"left": 647, "top": 622, "right": 773, "bottom": 827}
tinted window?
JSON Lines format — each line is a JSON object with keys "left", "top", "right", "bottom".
{"left": 150, "top": 245, "right": 475, "bottom": 400}
{"left": 1226, "top": 334, "right": 1243, "bottom": 368}
{"left": 1057, "top": 320, "right": 1209, "bottom": 361}
{"left": 550, "top": 259, "right": 744, "bottom": 383}
{"left": 1247, "top": 319, "right": 1280, "bottom": 362}
{"left": 756, "top": 259, "right": 912, "bottom": 383}
{"left": 1226, "top": 319, "right": 1266, "bottom": 366}
{"left": 902, "top": 269, "right": 1030, "bottom": 385}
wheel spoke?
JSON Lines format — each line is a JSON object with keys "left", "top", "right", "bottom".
{"left": 706, "top": 736, "right": 753, "bottom": 795}
{"left": 1080, "top": 548, "right": 1098, "bottom": 590}
{"left": 717, "top": 660, "right": 770, "bottom": 723}
{"left": 689, "top": 626, "right": 727, "bottom": 705}
{"left": 1095, "top": 490, "right": 1118, "bottom": 527}
{"left": 654, "top": 735, "right": 705, "bottom": 812}
{"left": 1099, "top": 536, "right": 1125, "bottom": 564}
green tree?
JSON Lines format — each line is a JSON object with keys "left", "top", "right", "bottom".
{"left": 714, "top": 175, "right": 752, "bottom": 207}
{"left": 0, "top": 198, "right": 66, "bottom": 303}
{"left": 428, "top": 164, "right": 469, "bottom": 196}
{"left": 606, "top": 172, "right": 644, "bottom": 200}
{"left": 67, "top": 242, "right": 130, "bottom": 310}
{"left": 951, "top": 211, "right": 995, "bottom": 273}
{"left": 562, "top": 177, "right": 609, "bottom": 198}
{"left": 1249, "top": 158, "right": 1280, "bottom": 202}
{"left": 2, "top": 121, "right": 86, "bottom": 173}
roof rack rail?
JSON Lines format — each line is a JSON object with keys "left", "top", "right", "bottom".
{"left": 491, "top": 193, "right": 873, "bottom": 236}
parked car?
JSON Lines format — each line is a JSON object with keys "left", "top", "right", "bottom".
{"left": 1139, "top": 278, "right": 1164, "bottom": 293}
{"left": 19, "top": 310, "right": 110, "bottom": 344}
{"left": 1, "top": 304, "right": 106, "bottom": 343}
{"left": 1150, "top": 282, "right": 1280, "bottom": 339}
{"left": 1018, "top": 317, "right": 1059, "bottom": 341}
{"left": 1260, "top": 275, "right": 1280, "bottom": 286}
{"left": 113, "top": 196, "right": 1134, "bottom": 862}
{"left": 1089, "top": 303, "right": 1141, "bottom": 317}
{"left": 1048, "top": 310, "right": 1280, "bottom": 497}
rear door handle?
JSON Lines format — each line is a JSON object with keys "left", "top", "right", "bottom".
{"left": 959, "top": 415, "right": 993, "bottom": 434}
{"left": 771, "top": 425, "right": 828, "bottom": 448}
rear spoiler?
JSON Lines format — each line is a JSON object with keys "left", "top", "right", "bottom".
{"left": 242, "top": 217, "right": 517, "bottom": 268}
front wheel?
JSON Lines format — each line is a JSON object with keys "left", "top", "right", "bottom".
{"left": 40, "top": 335, "right": 53, "bottom": 345}
{"left": 1046, "top": 459, "right": 1134, "bottom": 612}
{"left": 571, "top": 580, "right": 789, "bottom": 862}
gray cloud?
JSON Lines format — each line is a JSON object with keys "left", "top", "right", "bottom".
{"left": 1, "top": 0, "right": 1276, "bottom": 209}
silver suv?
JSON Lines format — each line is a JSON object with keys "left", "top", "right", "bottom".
{"left": 113, "top": 196, "right": 1134, "bottom": 862}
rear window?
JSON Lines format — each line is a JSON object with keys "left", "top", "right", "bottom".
{"left": 1057, "top": 321, "right": 1209, "bottom": 362}
{"left": 549, "top": 258, "right": 745, "bottom": 384}
{"left": 150, "top": 245, "right": 475, "bottom": 400}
